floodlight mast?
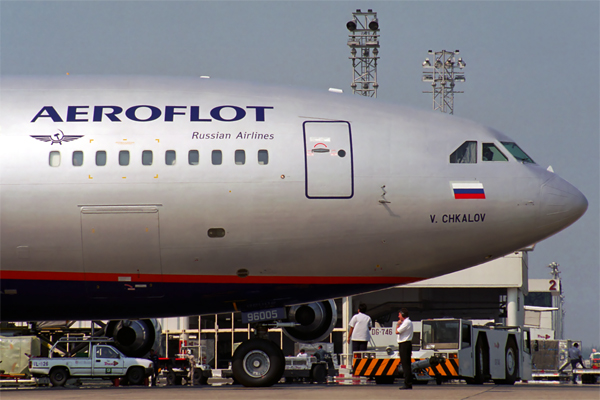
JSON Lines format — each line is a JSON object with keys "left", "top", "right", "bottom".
{"left": 347, "top": 9, "right": 380, "bottom": 98}
{"left": 422, "top": 50, "right": 466, "bottom": 114}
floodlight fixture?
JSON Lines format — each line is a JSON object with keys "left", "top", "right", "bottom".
{"left": 422, "top": 49, "right": 466, "bottom": 115}
{"left": 369, "top": 18, "right": 379, "bottom": 30}
{"left": 347, "top": 9, "right": 380, "bottom": 97}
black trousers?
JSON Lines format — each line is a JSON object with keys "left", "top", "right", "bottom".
{"left": 398, "top": 340, "right": 412, "bottom": 387}
{"left": 352, "top": 340, "right": 368, "bottom": 352}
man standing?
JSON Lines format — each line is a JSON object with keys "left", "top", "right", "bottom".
{"left": 568, "top": 342, "right": 584, "bottom": 384}
{"left": 186, "top": 349, "right": 196, "bottom": 386}
{"left": 396, "top": 308, "right": 413, "bottom": 390}
{"left": 347, "top": 303, "right": 372, "bottom": 354}
{"left": 148, "top": 349, "right": 160, "bottom": 386}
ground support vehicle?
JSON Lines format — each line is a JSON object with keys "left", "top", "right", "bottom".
{"left": 159, "top": 346, "right": 211, "bottom": 386}
{"left": 530, "top": 339, "right": 580, "bottom": 382}
{"left": 351, "top": 352, "right": 441, "bottom": 385}
{"left": 283, "top": 355, "right": 337, "bottom": 383}
{"left": 421, "top": 319, "right": 532, "bottom": 385}
{"left": 573, "top": 368, "right": 600, "bottom": 384}
{"left": 28, "top": 337, "right": 153, "bottom": 387}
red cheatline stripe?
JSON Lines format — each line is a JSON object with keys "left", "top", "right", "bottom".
{"left": 0, "top": 270, "right": 423, "bottom": 285}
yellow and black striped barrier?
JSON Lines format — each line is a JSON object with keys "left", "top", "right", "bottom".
{"left": 426, "top": 357, "right": 459, "bottom": 379}
{"left": 352, "top": 357, "right": 422, "bottom": 377}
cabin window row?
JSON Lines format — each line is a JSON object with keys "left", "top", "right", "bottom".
{"left": 49, "top": 149, "right": 269, "bottom": 167}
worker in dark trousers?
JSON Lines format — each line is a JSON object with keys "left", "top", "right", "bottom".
{"left": 148, "top": 349, "right": 159, "bottom": 386}
{"left": 396, "top": 308, "right": 413, "bottom": 390}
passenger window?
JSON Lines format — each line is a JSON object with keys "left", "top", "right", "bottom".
{"left": 450, "top": 141, "right": 476, "bottom": 163}
{"left": 258, "top": 149, "right": 269, "bottom": 165}
{"left": 72, "top": 151, "right": 83, "bottom": 166}
{"left": 235, "top": 150, "right": 246, "bottom": 165}
{"left": 482, "top": 143, "right": 508, "bottom": 162}
{"left": 119, "top": 150, "right": 130, "bottom": 166}
{"left": 165, "top": 150, "right": 176, "bottom": 165}
{"left": 501, "top": 141, "right": 535, "bottom": 164}
{"left": 212, "top": 150, "right": 222, "bottom": 165}
{"left": 96, "top": 151, "right": 107, "bottom": 166}
{"left": 188, "top": 150, "right": 199, "bottom": 165}
{"left": 49, "top": 151, "right": 61, "bottom": 167}
{"left": 142, "top": 150, "right": 153, "bottom": 166}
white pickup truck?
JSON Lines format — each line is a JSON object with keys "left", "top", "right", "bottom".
{"left": 29, "top": 337, "right": 153, "bottom": 386}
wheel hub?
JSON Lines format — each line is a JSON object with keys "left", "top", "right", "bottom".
{"left": 243, "top": 349, "right": 271, "bottom": 378}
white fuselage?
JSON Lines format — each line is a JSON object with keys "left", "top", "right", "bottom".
{"left": 0, "top": 76, "right": 587, "bottom": 321}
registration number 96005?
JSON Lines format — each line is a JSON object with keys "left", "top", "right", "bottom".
{"left": 241, "top": 308, "right": 286, "bottom": 324}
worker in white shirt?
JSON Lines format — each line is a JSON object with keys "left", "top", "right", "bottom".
{"left": 297, "top": 349, "right": 308, "bottom": 357}
{"left": 347, "top": 303, "right": 372, "bottom": 354}
{"left": 396, "top": 308, "right": 413, "bottom": 390}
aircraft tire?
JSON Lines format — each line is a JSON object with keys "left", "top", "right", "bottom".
{"left": 126, "top": 366, "right": 145, "bottom": 386}
{"left": 232, "top": 339, "right": 284, "bottom": 387}
{"left": 49, "top": 367, "right": 68, "bottom": 387}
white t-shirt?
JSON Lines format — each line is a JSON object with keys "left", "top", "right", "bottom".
{"left": 349, "top": 312, "right": 372, "bottom": 341}
{"left": 396, "top": 318, "right": 413, "bottom": 343}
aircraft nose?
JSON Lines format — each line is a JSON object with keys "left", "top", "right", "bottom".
{"left": 539, "top": 174, "right": 588, "bottom": 233}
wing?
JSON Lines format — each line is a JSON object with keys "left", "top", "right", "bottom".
{"left": 61, "top": 135, "right": 84, "bottom": 142}
{"left": 30, "top": 135, "right": 53, "bottom": 142}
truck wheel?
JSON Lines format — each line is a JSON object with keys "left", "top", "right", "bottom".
{"left": 127, "top": 367, "right": 145, "bottom": 386}
{"left": 232, "top": 338, "right": 284, "bottom": 387}
{"left": 166, "top": 371, "right": 176, "bottom": 386}
{"left": 311, "top": 364, "right": 327, "bottom": 383}
{"left": 49, "top": 367, "right": 68, "bottom": 387}
{"left": 495, "top": 339, "right": 518, "bottom": 385}
{"left": 503, "top": 339, "right": 518, "bottom": 385}
{"left": 472, "top": 340, "right": 486, "bottom": 384}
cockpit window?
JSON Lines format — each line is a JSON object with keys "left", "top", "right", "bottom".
{"left": 450, "top": 141, "right": 477, "bottom": 163}
{"left": 482, "top": 143, "right": 508, "bottom": 162}
{"left": 501, "top": 142, "right": 535, "bottom": 164}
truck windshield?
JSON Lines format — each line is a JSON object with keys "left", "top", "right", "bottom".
{"left": 422, "top": 320, "right": 460, "bottom": 350}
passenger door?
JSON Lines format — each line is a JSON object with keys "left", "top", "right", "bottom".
{"left": 303, "top": 121, "right": 354, "bottom": 199}
{"left": 458, "top": 322, "right": 473, "bottom": 377}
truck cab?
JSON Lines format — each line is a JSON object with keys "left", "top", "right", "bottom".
{"left": 421, "top": 318, "right": 532, "bottom": 384}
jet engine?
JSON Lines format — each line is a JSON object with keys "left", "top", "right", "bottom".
{"left": 282, "top": 300, "right": 337, "bottom": 343}
{"left": 105, "top": 319, "right": 161, "bottom": 357}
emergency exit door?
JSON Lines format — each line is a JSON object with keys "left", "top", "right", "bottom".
{"left": 303, "top": 121, "right": 354, "bottom": 198}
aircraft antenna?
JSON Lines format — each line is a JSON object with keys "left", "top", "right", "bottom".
{"left": 347, "top": 9, "right": 380, "bottom": 98}
{"left": 422, "top": 50, "right": 466, "bottom": 114}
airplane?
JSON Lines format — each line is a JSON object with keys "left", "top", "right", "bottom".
{"left": 0, "top": 75, "right": 587, "bottom": 386}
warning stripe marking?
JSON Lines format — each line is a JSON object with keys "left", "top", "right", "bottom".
{"left": 427, "top": 359, "right": 459, "bottom": 377}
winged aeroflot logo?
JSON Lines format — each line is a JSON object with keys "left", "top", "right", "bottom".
{"left": 30, "top": 130, "right": 83, "bottom": 145}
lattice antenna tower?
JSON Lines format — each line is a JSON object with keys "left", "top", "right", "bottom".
{"left": 347, "top": 9, "right": 380, "bottom": 98}
{"left": 422, "top": 50, "right": 466, "bottom": 114}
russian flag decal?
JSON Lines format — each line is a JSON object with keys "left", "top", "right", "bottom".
{"left": 451, "top": 182, "right": 486, "bottom": 199}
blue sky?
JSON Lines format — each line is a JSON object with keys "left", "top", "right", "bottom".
{"left": 1, "top": 0, "right": 598, "bottom": 348}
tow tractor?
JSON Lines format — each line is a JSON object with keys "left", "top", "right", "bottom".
{"left": 421, "top": 318, "right": 532, "bottom": 384}
{"left": 159, "top": 343, "right": 212, "bottom": 386}
{"left": 352, "top": 318, "right": 532, "bottom": 385}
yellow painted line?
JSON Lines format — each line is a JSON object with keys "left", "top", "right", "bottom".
{"left": 155, "top": 139, "right": 160, "bottom": 143}
{"left": 122, "top": 177, "right": 126, "bottom": 179}
{"left": 89, "top": 139, "right": 94, "bottom": 143}
{"left": 154, "top": 174, "right": 158, "bottom": 179}
{"left": 88, "top": 175, "right": 93, "bottom": 179}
